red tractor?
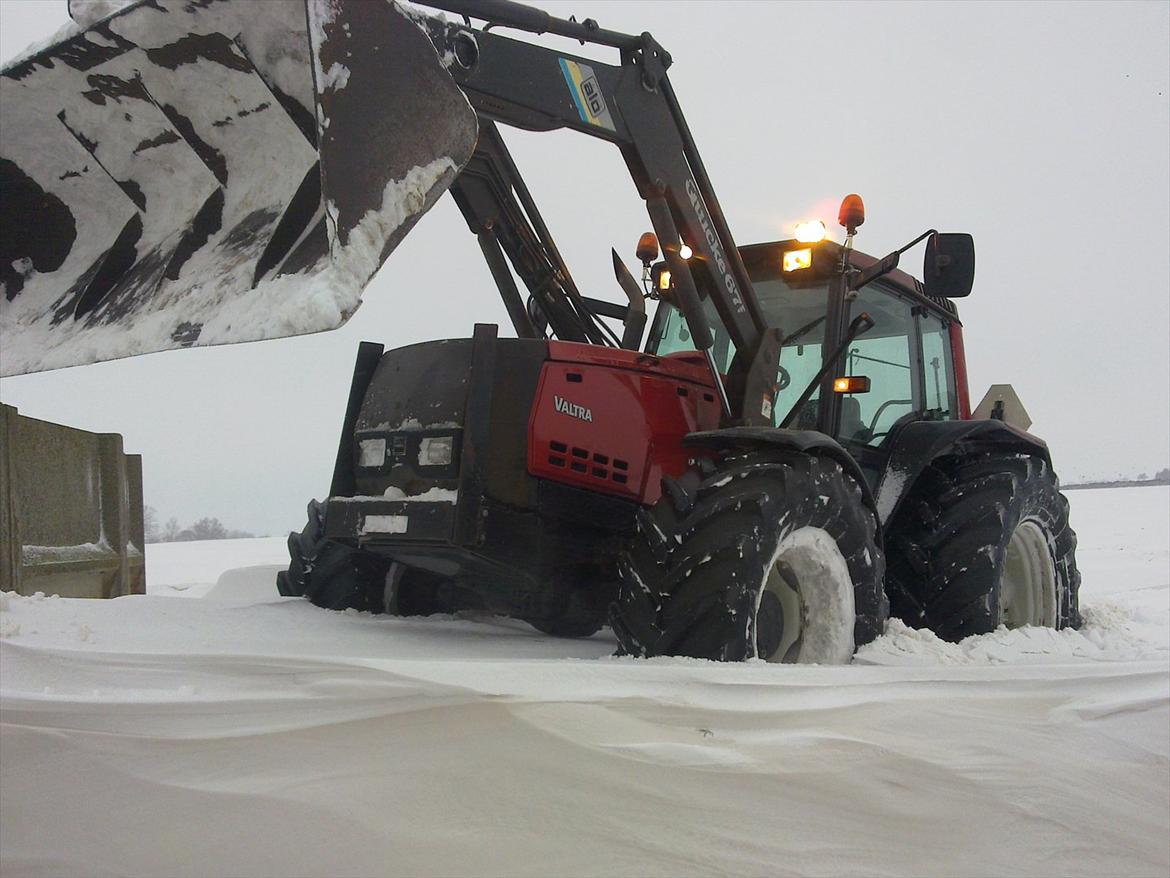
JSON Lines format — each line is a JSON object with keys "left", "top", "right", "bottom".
{"left": 275, "top": 2, "right": 1080, "bottom": 661}
{"left": 0, "top": 0, "right": 1079, "bottom": 661}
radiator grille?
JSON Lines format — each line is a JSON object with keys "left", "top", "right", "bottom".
{"left": 546, "top": 440, "right": 629, "bottom": 485}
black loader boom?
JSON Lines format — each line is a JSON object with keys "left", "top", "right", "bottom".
{"left": 417, "top": 0, "right": 776, "bottom": 423}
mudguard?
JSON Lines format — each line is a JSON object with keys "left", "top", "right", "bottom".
{"left": 873, "top": 419, "right": 1052, "bottom": 525}
{"left": 0, "top": 0, "right": 477, "bottom": 375}
{"left": 683, "top": 427, "right": 880, "bottom": 522}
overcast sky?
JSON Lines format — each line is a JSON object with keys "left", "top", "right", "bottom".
{"left": 2, "top": 0, "right": 1168, "bottom": 536}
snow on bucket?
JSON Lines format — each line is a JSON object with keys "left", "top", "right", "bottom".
{"left": 0, "top": 0, "right": 477, "bottom": 375}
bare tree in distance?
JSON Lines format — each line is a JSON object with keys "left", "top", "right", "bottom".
{"left": 162, "top": 518, "right": 182, "bottom": 542}
{"left": 143, "top": 505, "right": 161, "bottom": 543}
{"left": 154, "top": 516, "right": 256, "bottom": 542}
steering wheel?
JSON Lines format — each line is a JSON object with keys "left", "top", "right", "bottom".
{"left": 775, "top": 366, "right": 791, "bottom": 393}
{"left": 868, "top": 405, "right": 918, "bottom": 443}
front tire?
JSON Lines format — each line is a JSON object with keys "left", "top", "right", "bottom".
{"left": 527, "top": 564, "right": 610, "bottom": 639}
{"left": 611, "top": 449, "right": 887, "bottom": 662}
{"left": 885, "top": 453, "right": 1081, "bottom": 639}
{"left": 277, "top": 500, "right": 391, "bottom": 611}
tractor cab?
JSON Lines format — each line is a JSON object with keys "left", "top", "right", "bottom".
{"left": 645, "top": 233, "right": 971, "bottom": 489}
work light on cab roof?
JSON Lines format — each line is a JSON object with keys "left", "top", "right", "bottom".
{"left": 782, "top": 248, "right": 812, "bottom": 272}
{"left": 793, "top": 220, "right": 828, "bottom": 244}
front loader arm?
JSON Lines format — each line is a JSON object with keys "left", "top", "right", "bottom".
{"left": 417, "top": 2, "right": 769, "bottom": 411}
{"left": 450, "top": 121, "right": 609, "bottom": 345}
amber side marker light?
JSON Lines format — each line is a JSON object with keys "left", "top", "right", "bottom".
{"left": 658, "top": 269, "right": 672, "bottom": 291}
{"left": 783, "top": 248, "right": 812, "bottom": 272}
{"left": 833, "top": 376, "right": 871, "bottom": 394}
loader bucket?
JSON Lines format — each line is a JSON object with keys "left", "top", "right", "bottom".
{"left": 0, "top": 0, "right": 477, "bottom": 376}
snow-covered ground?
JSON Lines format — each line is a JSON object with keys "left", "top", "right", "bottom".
{"left": 2, "top": 486, "right": 1167, "bottom": 877}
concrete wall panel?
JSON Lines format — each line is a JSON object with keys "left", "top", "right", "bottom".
{"left": 0, "top": 404, "right": 145, "bottom": 597}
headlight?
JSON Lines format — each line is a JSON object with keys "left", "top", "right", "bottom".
{"left": 418, "top": 435, "right": 454, "bottom": 466}
{"left": 358, "top": 438, "right": 386, "bottom": 467}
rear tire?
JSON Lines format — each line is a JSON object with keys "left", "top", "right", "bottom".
{"left": 611, "top": 449, "right": 886, "bottom": 662}
{"left": 885, "top": 453, "right": 1081, "bottom": 639}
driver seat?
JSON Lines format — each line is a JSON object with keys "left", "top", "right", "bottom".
{"left": 839, "top": 396, "right": 866, "bottom": 442}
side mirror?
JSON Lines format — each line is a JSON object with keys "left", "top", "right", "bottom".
{"left": 924, "top": 233, "right": 975, "bottom": 299}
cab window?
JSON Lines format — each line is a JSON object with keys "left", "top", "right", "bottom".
{"left": 840, "top": 286, "right": 916, "bottom": 446}
{"left": 650, "top": 274, "right": 832, "bottom": 430}
{"left": 920, "top": 313, "right": 957, "bottom": 420}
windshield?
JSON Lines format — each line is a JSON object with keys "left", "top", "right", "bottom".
{"left": 649, "top": 253, "right": 830, "bottom": 428}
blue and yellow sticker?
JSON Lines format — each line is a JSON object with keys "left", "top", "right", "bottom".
{"left": 559, "top": 58, "right": 616, "bottom": 132}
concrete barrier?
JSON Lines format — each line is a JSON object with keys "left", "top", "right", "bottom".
{"left": 0, "top": 404, "right": 145, "bottom": 597}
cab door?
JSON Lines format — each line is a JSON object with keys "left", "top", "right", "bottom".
{"left": 918, "top": 309, "right": 960, "bottom": 422}
{"left": 832, "top": 284, "right": 959, "bottom": 486}
{"left": 836, "top": 284, "right": 920, "bottom": 450}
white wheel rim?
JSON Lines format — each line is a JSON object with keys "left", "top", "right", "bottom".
{"left": 755, "top": 526, "right": 856, "bottom": 664}
{"left": 1001, "top": 519, "right": 1057, "bottom": 628}
{"left": 764, "top": 561, "right": 804, "bottom": 662}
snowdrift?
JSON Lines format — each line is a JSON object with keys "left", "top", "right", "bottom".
{"left": 1, "top": 486, "right": 1167, "bottom": 876}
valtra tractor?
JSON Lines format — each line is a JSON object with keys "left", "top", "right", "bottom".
{"left": 0, "top": 0, "right": 1079, "bottom": 661}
